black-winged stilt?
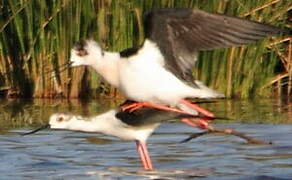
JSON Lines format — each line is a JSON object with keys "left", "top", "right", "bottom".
{"left": 23, "top": 107, "right": 215, "bottom": 170}
{"left": 69, "top": 8, "right": 286, "bottom": 125}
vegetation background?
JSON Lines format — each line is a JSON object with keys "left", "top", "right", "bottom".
{"left": 0, "top": 0, "right": 291, "bottom": 99}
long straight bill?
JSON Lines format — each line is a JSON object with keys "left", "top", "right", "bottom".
{"left": 21, "top": 124, "right": 50, "bottom": 136}
{"left": 44, "top": 61, "right": 73, "bottom": 81}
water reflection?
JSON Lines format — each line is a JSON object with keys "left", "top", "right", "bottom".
{"left": 0, "top": 98, "right": 122, "bottom": 133}
{"left": 0, "top": 98, "right": 292, "bottom": 179}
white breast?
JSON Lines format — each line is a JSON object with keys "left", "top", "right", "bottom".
{"left": 118, "top": 40, "right": 199, "bottom": 106}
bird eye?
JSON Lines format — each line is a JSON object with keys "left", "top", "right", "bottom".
{"left": 57, "top": 117, "right": 64, "bottom": 122}
{"left": 76, "top": 49, "right": 88, "bottom": 57}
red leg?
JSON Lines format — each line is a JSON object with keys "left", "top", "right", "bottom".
{"left": 121, "top": 102, "right": 145, "bottom": 112}
{"left": 122, "top": 100, "right": 214, "bottom": 130}
{"left": 122, "top": 101, "right": 193, "bottom": 115}
{"left": 181, "top": 118, "right": 210, "bottom": 129}
{"left": 136, "top": 140, "right": 153, "bottom": 170}
{"left": 179, "top": 99, "right": 214, "bottom": 118}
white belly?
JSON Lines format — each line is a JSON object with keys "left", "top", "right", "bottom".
{"left": 118, "top": 59, "right": 195, "bottom": 106}
{"left": 116, "top": 40, "right": 224, "bottom": 106}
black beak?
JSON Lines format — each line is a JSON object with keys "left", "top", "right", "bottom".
{"left": 44, "top": 61, "right": 72, "bottom": 76}
{"left": 21, "top": 124, "right": 50, "bottom": 136}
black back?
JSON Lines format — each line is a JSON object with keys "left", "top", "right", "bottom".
{"left": 116, "top": 107, "right": 196, "bottom": 127}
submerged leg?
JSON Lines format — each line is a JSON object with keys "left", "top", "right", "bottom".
{"left": 135, "top": 140, "right": 153, "bottom": 170}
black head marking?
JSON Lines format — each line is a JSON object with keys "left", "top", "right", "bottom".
{"left": 73, "top": 40, "right": 86, "bottom": 51}
{"left": 73, "top": 40, "right": 88, "bottom": 57}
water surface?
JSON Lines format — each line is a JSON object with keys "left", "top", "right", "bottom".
{"left": 0, "top": 98, "right": 292, "bottom": 179}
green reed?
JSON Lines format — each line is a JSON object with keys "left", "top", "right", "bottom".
{"left": 0, "top": 0, "right": 290, "bottom": 98}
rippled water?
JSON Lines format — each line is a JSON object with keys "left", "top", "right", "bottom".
{"left": 0, "top": 98, "right": 292, "bottom": 179}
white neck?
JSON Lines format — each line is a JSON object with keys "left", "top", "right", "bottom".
{"left": 67, "top": 117, "right": 102, "bottom": 132}
{"left": 65, "top": 110, "right": 115, "bottom": 131}
{"left": 90, "top": 52, "right": 120, "bottom": 88}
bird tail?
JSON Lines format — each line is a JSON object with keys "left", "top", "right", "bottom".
{"left": 190, "top": 80, "right": 225, "bottom": 98}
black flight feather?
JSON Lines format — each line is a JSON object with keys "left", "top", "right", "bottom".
{"left": 143, "top": 8, "right": 286, "bottom": 88}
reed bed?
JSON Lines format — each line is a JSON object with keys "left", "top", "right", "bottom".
{"left": 0, "top": 0, "right": 291, "bottom": 98}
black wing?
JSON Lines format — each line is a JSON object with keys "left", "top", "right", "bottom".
{"left": 144, "top": 8, "right": 283, "bottom": 87}
{"left": 116, "top": 107, "right": 198, "bottom": 127}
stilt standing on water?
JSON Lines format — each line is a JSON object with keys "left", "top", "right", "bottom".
{"left": 23, "top": 108, "right": 213, "bottom": 170}
{"left": 69, "top": 8, "right": 287, "bottom": 128}
{"left": 22, "top": 107, "right": 270, "bottom": 170}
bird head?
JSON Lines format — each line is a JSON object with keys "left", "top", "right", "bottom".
{"left": 70, "top": 40, "right": 104, "bottom": 67}
{"left": 49, "top": 113, "right": 75, "bottom": 130}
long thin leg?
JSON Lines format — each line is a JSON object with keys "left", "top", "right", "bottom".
{"left": 122, "top": 101, "right": 193, "bottom": 115}
{"left": 122, "top": 100, "right": 214, "bottom": 130}
{"left": 122, "top": 100, "right": 215, "bottom": 118}
{"left": 181, "top": 118, "right": 210, "bottom": 129}
{"left": 135, "top": 140, "right": 153, "bottom": 170}
{"left": 179, "top": 99, "right": 215, "bottom": 118}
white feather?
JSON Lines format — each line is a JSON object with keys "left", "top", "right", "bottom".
{"left": 69, "top": 39, "right": 224, "bottom": 108}
{"left": 49, "top": 109, "right": 158, "bottom": 143}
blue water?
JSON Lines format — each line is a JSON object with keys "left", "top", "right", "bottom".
{"left": 0, "top": 98, "right": 292, "bottom": 179}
